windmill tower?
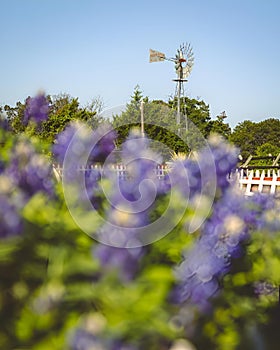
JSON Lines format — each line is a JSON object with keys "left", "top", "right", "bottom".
{"left": 149, "top": 43, "right": 194, "bottom": 131}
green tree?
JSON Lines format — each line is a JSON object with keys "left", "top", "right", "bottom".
{"left": 208, "top": 112, "right": 232, "bottom": 139}
{"left": 230, "top": 118, "right": 280, "bottom": 159}
{"left": 256, "top": 118, "right": 280, "bottom": 147}
{"left": 113, "top": 88, "right": 218, "bottom": 159}
{"left": 4, "top": 100, "right": 27, "bottom": 133}
{"left": 255, "top": 142, "right": 280, "bottom": 157}
{"left": 229, "top": 120, "right": 259, "bottom": 159}
{"left": 168, "top": 96, "right": 212, "bottom": 138}
{"left": 113, "top": 87, "right": 188, "bottom": 160}
{"left": 4, "top": 93, "right": 103, "bottom": 143}
{"left": 41, "top": 94, "right": 101, "bottom": 143}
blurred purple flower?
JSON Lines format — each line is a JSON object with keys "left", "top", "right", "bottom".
{"left": 52, "top": 122, "right": 79, "bottom": 164}
{"left": 89, "top": 124, "right": 117, "bottom": 164}
{"left": 6, "top": 140, "right": 54, "bottom": 200}
{"left": 70, "top": 328, "right": 106, "bottom": 350}
{"left": 0, "top": 117, "right": 11, "bottom": 131}
{"left": 69, "top": 328, "right": 138, "bottom": 350}
{"left": 0, "top": 161, "right": 5, "bottom": 174}
{"left": 254, "top": 281, "right": 278, "bottom": 297}
{"left": 94, "top": 244, "right": 143, "bottom": 281}
{"left": 172, "top": 182, "right": 275, "bottom": 309}
{"left": 198, "top": 135, "right": 239, "bottom": 193}
{"left": 0, "top": 195, "right": 22, "bottom": 238}
{"left": 24, "top": 93, "right": 49, "bottom": 125}
{"left": 92, "top": 131, "right": 162, "bottom": 279}
{"left": 53, "top": 122, "right": 116, "bottom": 166}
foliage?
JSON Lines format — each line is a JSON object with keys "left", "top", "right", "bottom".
{"left": 4, "top": 93, "right": 103, "bottom": 144}
{"left": 113, "top": 87, "right": 232, "bottom": 160}
{"left": 208, "top": 112, "right": 231, "bottom": 140}
{"left": 168, "top": 96, "right": 212, "bottom": 138}
{"left": 256, "top": 142, "right": 280, "bottom": 157}
{"left": 113, "top": 86, "right": 188, "bottom": 160}
{"left": 230, "top": 118, "right": 280, "bottom": 159}
{"left": 1, "top": 93, "right": 280, "bottom": 350}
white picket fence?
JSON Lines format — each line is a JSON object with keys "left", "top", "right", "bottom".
{"left": 52, "top": 163, "right": 169, "bottom": 181}
{"left": 53, "top": 164, "right": 280, "bottom": 197}
{"left": 237, "top": 168, "right": 280, "bottom": 196}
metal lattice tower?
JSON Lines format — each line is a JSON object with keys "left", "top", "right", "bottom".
{"left": 149, "top": 43, "right": 194, "bottom": 132}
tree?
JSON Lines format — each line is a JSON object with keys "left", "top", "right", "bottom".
{"left": 4, "top": 93, "right": 103, "bottom": 143}
{"left": 256, "top": 118, "right": 280, "bottom": 147}
{"left": 113, "top": 88, "right": 221, "bottom": 160}
{"left": 113, "top": 87, "right": 188, "bottom": 160}
{"left": 168, "top": 96, "right": 212, "bottom": 138}
{"left": 230, "top": 118, "right": 280, "bottom": 159}
{"left": 40, "top": 94, "right": 101, "bottom": 143}
{"left": 256, "top": 142, "right": 280, "bottom": 157}
{"left": 4, "top": 101, "right": 27, "bottom": 134}
{"left": 229, "top": 120, "right": 259, "bottom": 159}
{"left": 208, "top": 112, "right": 231, "bottom": 139}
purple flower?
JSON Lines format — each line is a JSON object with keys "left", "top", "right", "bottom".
{"left": 0, "top": 160, "right": 5, "bottom": 174}
{"left": 69, "top": 328, "right": 106, "bottom": 350}
{"left": 168, "top": 158, "right": 201, "bottom": 198}
{"left": 92, "top": 131, "right": 163, "bottom": 279}
{"left": 53, "top": 122, "right": 117, "bottom": 166}
{"left": 172, "top": 185, "right": 274, "bottom": 309}
{"left": 0, "top": 117, "right": 11, "bottom": 131}
{"left": 198, "top": 135, "right": 239, "bottom": 193}
{"left": 0, "top": 194, "right": 22, "bottom": 238}
{"left": 254, "top": 281, "right": 278, "bottom": 297}
{"left": 88, "top": 124, "right": 117, "bottom": 164}
{"left": 94, "top": 244, "right": 143, "bottom": 281}
{"left": 6, "top": 140, "right": 54, "bottom": 200}
{"left": 69, "top": 328, "right": 138, "bottom": 350}
{"left": 24, "top": 93, "right": 49, "bottom": 125}
{"left": 52, "top": 121, "right": 79, "bottom": 165}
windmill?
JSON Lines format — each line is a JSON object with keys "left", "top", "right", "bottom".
{"left": 149, "top": 43, "right": 194, "bottom": 130}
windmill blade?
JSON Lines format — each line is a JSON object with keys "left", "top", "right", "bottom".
{"left": 149, "top": 49, "right": 166, "bottom": 62}
{"left": 182, "top": 67, "right": 190, "bottom": 79}
{"left": 182, "top": 44, "right": 194, "bottom": 78}
{"left": 182, "top": 58, "right": 194, "bottom": 78}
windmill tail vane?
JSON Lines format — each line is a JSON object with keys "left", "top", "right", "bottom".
{"left": 149, "top": 49, "right": 166, "bottom": 62}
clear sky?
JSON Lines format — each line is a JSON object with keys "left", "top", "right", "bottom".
{"left": 1, "top": 0, "right": 280, "bottom": 127}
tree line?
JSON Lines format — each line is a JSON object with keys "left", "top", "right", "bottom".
{"left": 1, "top": 86, "right": 280, "bottom": 162}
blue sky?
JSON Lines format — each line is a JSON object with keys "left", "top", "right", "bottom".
{"left": 1, "top": 0, "right": 280, "bottom": 127}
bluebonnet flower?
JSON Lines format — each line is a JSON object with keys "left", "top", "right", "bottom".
{"left": 94, "top": 244, "right": 143, "bottom": 281}
{"left": 172, "top": 183, "right": 275, "bottom": 310}
{"left": 111, "top": 341, "right": 138, "bottom": 350}
{"left": 115, "top": 130, "right": 162, "bottom": 200}
{"left": 197, "top": 134, "right": 239, "bottom": 193}
{"left": 0, "top": 117, "right": 11, "bottom": 131}
{"left": 53, "top": 121, "right": 95, "bottom": 184}
{"left": 254, "top": 281, "right": 278, "bottom": 297}
{"left": 249, "top": 192, "right": 280, "bottom": 231}
{"left": 0, "top": 160, "right": 5, "bottom": 174}
{"left": 6, "top": 140, "right": 54, "bottom": 200}
{"left": 167, "top": 135, "right": 238, "bottom": 203}
{"left": 167, "top": 158, "right": 201, "bottom": 199}
{"left": 88, "top": 124, "right": 116, "bottom": 164}
{"left": 70, "top": 328, "right": 107, "bottom": 350}
{"left": 93, "top": 130, "right": 163, "bottom": 279}
{"left": 52, "top": 121, "right": 80, "bottom": 165}
{"left": 23, "top": 93, "right": 49, "bottom": 125}
{"left": 53, "top": 122, "right": 116, "bottom": 166}
{"left": 0, "top": 194, "right": 22, "bottom": 238}
{"left": 83, "top": 167, "right": 103, "bottom": 209}
{"left": 69, "top": 328, "right": 138, "bottom": 350}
